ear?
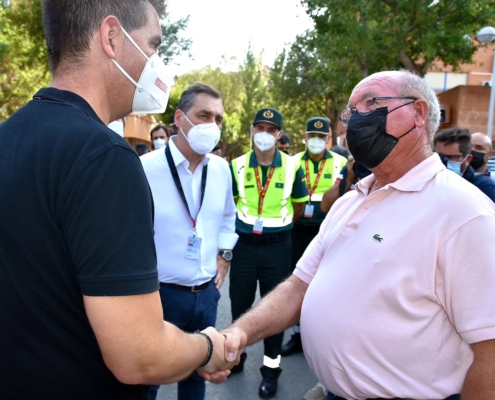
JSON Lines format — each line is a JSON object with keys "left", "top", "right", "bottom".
{"left": 174, "top": 110, "right": 183, "bottom": 127}
{"left": 100, "top": 16, "right": 123, "bottom": 60}
{"left": 465, "top": 153, "right": 473, "bottom": 167}
{"left": 413, "top": 99, "right": 428, "bottom": 129}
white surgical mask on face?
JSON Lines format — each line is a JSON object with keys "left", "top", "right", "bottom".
{"left": 254, "top": 131, "right": 277, "bottom": 152}
{"left": 111, "top": 27, "right": 172, "bottom": 114}
{"left": 307, "top": 137, "right": 327, "bottom": 154}
{"left": 153, "top": 138, "right": 166, "bottom": 149}
{"left": 180, "top": 112, "right": 221, "bottom": 155}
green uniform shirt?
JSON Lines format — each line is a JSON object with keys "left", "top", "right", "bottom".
{"left": 294, "top": 150, "right": 348, "bottom": 226}
{"left": 231, "top": 149, "right": 309, "bottom": 234}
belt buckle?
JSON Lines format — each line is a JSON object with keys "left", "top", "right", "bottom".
{"left": 191, "top": 285, "right": 202, "bottom": 293}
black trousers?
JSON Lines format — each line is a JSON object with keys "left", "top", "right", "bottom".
{"left": 291, "top": 224, "right": 320, "bottom": 271}
{"left": 229, "top": 231, "right": 292, "bottom": 360}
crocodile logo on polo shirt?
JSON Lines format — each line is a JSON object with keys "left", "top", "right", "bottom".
{"left": 373, "top": 234, "right": 383, "bottom": 242}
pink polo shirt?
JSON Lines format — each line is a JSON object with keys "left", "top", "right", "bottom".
{"left": 295, "top": 153, "right": 495, "bottom": 399}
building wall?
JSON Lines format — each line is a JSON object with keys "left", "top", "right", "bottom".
{"left": 437, "top": 85, "right": 494, "bottom": 134}
{"left": 123, "top": 113, "right": 156, "bottom": 150}
{"left": 426, "top": 46, "right": 494, "bottom": 91}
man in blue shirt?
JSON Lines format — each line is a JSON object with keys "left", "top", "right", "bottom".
{"left": 434, "top": 128, "right": 495, "bottom": 202}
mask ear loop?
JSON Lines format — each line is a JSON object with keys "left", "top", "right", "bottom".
{"left": 111, "top": 27, "right": 151, "bottom": 92}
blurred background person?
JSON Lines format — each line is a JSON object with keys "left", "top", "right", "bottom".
{"left": 276, "top": 133, "right": 291, "bottom": 154}
{"left": 470, "top": 132, "right": 495, "bottom": 178}
{"left": 136, "top": 143, "right": 150, "bottom": 156}
{"left": 434, "top": 127, "right": 495, "bottom": 202}
{"left": 150, "top": 123, "right": 168, "bottom": 150}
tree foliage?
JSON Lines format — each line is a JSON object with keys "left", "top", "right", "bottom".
{"left": 159, "top": 48, "right": 271, "bottom": 159}
{"left": 159, "top": 15, "right": 192, "bottom": 65}
{"left": 301, "top": 0, "right": 495, "bottom": 77}
{"left": 269, "top": 0, "right": 495, "bottom": 148}
{"left": 0, "top": 0, "right": 50, "bottom": 120}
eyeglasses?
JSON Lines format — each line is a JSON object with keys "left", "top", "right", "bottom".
{"left": 340, "top": 96, "right": 418, "bottom": 127}
{"left": 437, "top": 153, "right": 467, "bottom": 162}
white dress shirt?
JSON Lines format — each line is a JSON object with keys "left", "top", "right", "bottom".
{"left": 141, "top": 138, "right": 238, "bottom": 286}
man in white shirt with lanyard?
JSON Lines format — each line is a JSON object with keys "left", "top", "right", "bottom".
{"left": 141, "top": 82, "right": 238, "bottom": 400}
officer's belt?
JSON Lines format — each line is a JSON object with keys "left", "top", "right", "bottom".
{"left": 237, "top": 230, "right": 290, "bottom": 245}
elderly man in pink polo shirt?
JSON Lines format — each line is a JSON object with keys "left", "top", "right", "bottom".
{"left": 207, "top": 70, "right": 495, "bottom": 399}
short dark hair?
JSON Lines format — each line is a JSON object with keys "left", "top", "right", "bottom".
{"left": 150, "top": 123, "right": 168, "bottom": 138}
{"left": 434, "top": 128, "right": 472, "bottom": 155}
{"left": 42, "top": 0, "right": 166, "bottom": 73}
{"left": 135, "top": 143, "right": 149, "bottom": 155}
{"left": 177, "top": 82, "right": 222, "bottom": 114}
{"left": 278, "top": 134, "right": 291, "bottom": 145}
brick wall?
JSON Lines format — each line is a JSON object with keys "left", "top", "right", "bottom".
{"left": 437, "top": 85, "right": 495, "bottom": 134}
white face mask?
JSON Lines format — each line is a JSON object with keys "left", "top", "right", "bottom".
{"left": 111, "top": 27, "right": 172, "bottom": 114}
{"left": 307, "top": 137, "right": 327, "bottom": 154}
{"left": 254, "top": 131, "right": 277, "bottom": 152}
{"left": 153, "top": 138, "right": 166, "bottom": 149}
{"left": 180, "top": 112, "right": 221, "bottom": 155}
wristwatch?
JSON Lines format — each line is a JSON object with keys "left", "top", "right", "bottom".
{"left": 218, "top": 250, "right": 233, "bottom": 261}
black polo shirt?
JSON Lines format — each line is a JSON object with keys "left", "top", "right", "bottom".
{"left": 0, "top": 88, "right": 158, "bottom": 399}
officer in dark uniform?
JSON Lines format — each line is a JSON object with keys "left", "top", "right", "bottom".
{"left": 229, "top": 108, "right": 309, "bottom": 399}
{"left": 281, "top": 117, "right": 347, "bottom": 356}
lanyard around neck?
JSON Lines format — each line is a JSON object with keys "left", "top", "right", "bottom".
{"left": 253, "top": 165, "right": 276, "bottom": 216}
{"left": 304, "top": 158, "right": 326, "bottom": 201}
{"left": 165, "top": 145, "right": 207, "bottom": 228}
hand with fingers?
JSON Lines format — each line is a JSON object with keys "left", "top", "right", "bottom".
{"left": 214, "top": 255, "right": 230, "bottom": 289}
{"left": 196, "top": 326, "right": 238, "bottom": 384}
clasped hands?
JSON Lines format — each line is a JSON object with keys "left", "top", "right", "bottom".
{"left": 197, "top": 326, "right": 247, "bottom": 384}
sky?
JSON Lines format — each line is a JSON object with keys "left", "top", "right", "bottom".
{"left": 163, "top": 0, "right": 314, "bottom": 77}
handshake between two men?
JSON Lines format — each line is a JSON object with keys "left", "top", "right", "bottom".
{"left": 197, "top": 275, "right": 305, "bottom": 383}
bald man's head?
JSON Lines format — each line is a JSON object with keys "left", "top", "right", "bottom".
{"left": 471, "top": 132, "right": 494, "bottom": 172}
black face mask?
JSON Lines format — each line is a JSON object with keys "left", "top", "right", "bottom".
{"left": 346, "top": 106, "right": 415, "bottom": 169}
{"left": 470, "top": 151, "right": 486, "bottom": 170}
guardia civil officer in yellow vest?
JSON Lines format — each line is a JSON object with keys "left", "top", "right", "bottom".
{"left": 280, "top": 117, "right": 347, "bottom": 357}
{"left": 229, "top": 108, "right": 308, "bottom": 399}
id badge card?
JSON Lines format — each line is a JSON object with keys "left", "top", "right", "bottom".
{"left": 185, "top": 236, "right": 202, "bottom": 260}
{"left": 304, "top": 204, "right": 314, "bottom": 218}
{"left": 253, "top": 219, "right": 264, "bottom": 235}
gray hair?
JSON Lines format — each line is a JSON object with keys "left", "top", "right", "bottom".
{"left": 177, "top": 82, "right": 222, "bottom": 114}
{"left": 396, "top": 70, "right": 440, "bottom": 142}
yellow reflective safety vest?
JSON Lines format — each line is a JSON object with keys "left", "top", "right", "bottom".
{"left": 231, "top": 150, "right": 301, "bottom": 228}
{"left": 293, "top": 150, "right": 348, "bottom": 202}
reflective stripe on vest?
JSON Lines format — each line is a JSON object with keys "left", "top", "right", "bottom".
{"left": 234, "top": 152, "right": 296, "bottom": 227}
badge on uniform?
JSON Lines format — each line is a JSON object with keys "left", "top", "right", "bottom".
{"left": 304, "top": 204, "right": 314, "bottom": 218}
{"left": 253, "top": 219, "right": 264, "bottom": 235}
{"left": 185, "top": 236, "right": 202, "bottom": 260}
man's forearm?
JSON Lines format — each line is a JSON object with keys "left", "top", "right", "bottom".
{"left": 230, "top": 275, "right": 308, "bottom": 346}
{"left": 461, "top": 339, "right": 495, "bottom": 399}
{"left": 144, "top": 323, "right": 209, "bottom": 384}
{"left": 320, "top": 184, "right": 340, "bottom": 213}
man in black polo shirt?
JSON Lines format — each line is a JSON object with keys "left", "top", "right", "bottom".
{"left": 0, "top": 1, "right": 235, "bottom": 399}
